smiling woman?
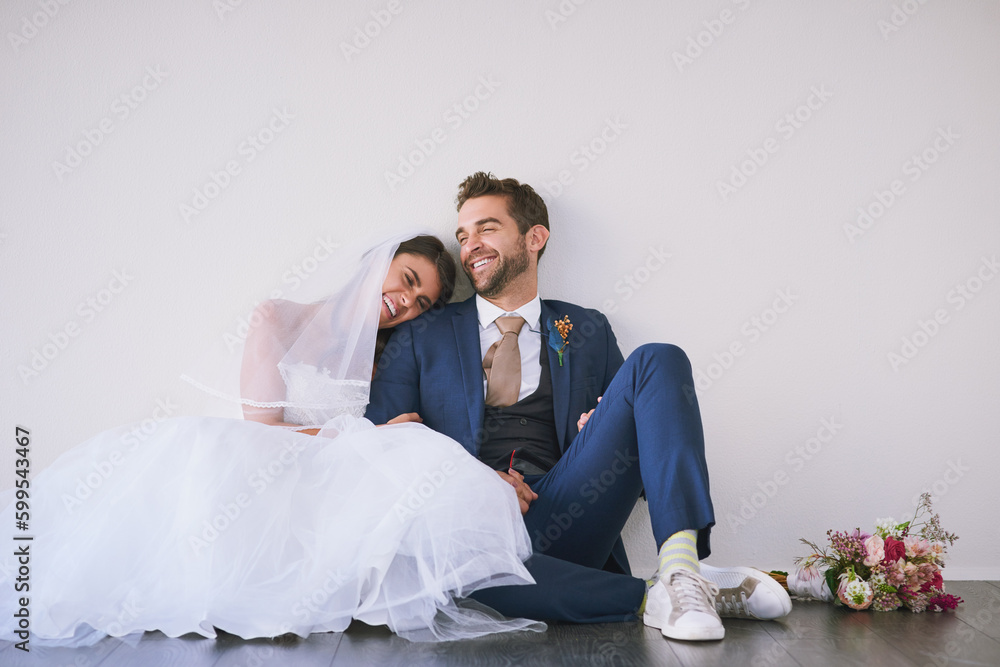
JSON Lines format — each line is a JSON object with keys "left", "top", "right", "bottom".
{"left": 373, "top": 235, "right": 457, "bottom": 381}
{"left": 379, "top": 244, "right": 452, "bottom": 328}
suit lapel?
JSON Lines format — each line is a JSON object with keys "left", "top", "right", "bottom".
{"left": 452, "top": 297, "right": 486, "bottom": 453}
{"left": 541, "top": 301, "right": 572, "bottom": 452}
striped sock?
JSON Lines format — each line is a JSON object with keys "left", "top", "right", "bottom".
{"left": 657, "top": 529, "right": 700, "bottom": 579}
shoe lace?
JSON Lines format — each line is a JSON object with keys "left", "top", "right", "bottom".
{"left": 717, "top": 590, "right": 751, "bottom": 617}
{"left": 671, "top": 571, "right": 721, "bottom": 614}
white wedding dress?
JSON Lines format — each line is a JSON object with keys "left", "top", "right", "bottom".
{"left": 0, "top": 411, "right": 540, "bottom": 645}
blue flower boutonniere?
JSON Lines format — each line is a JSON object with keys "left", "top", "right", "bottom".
{"left": 547, "top": 316, "right": 573, "bottom": 366}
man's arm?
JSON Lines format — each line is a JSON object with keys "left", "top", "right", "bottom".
{"left": 366, "top": 322, "right": 421, "bottom": 424}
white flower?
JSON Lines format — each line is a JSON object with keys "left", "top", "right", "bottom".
{"left": 874, "top": 517, "right": 899, "bottom": 537}
{"left": 838, "top": 577, "right": 874, "bottom": 610}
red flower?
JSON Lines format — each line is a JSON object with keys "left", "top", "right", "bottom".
{"left": 927, "top": 593, "right": 963, "bottom": 611}
{"left": 883, "top": 537, "right": 906, "bottom": 564}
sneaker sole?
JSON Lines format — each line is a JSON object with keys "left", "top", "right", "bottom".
{"left": 643, "top": 612, "right": 725, "bottom": 641}
{"left": 703, "top": 565, "right": 793, "bottom": 619}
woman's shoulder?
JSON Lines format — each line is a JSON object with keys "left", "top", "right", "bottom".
{"left": 252, "top": 299, "right": 321, "bottom": 326}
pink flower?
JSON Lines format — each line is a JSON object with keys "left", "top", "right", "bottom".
{"left": 918, "top": 562, "right": 937, "bottom": 582}
{"left": 920, "top": 570, "right": 944, "bottom": 593}
{"left": 885, "top": 560, "right": 907, "bottom": 587}
{"left": 904, "top": 536, "right": 931, "bottom": 559}
{"left": 883, "top": 537, "right": 906, "bottom": 564}
{"left": 797, "top": 562, "right": 823, "bottom": 581}
{"left": 863, "top": 534, "right": 885, "bottom": 567}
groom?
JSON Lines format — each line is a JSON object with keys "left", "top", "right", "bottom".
{"left": 366, "top": 172, "right": 790, "bottom": 641}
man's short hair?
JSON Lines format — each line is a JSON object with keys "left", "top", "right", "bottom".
{"left": 456, "top": 171, "right": 550, "bottom": 259}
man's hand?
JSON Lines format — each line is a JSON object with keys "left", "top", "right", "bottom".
{"left": 385, "top": 412, "right": 423, "bottom": 425}
{"left": 577, "top": 395, "right": 602, "bottom": 432}
{"left": 497, "top": 468, "right": 537, "bottom": 515}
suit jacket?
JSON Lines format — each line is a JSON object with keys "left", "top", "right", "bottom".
{"left": 366, "top": 295, "right": 632, "bottom": 574}
{"left": 366, "top": 296, "right": 624, "bottom": 456}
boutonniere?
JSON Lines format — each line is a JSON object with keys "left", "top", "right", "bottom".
{"left": 547, "top": 316, "right": 573, "bottom": 366}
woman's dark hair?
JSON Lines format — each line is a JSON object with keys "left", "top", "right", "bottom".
{"left": 373, "top": 235, "right": 456, "bottom": 369}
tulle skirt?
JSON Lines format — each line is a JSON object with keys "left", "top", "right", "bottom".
{"left": 0, "top": 416, "right": 542, "bottom": 645}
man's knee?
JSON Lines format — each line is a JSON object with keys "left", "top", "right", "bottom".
{"left": 630, "top": 343, "right": 692, "bottom": 375}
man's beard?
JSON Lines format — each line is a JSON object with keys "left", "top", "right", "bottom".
{"left": 464, "top": 236, "right": 530, "bottom": 298}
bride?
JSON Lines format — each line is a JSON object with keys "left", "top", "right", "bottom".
{"left": 1, "top": 234, "right": 542, "bottom": 647}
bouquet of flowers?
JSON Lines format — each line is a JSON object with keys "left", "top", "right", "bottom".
{"left": 793, "top": 493, "right": 962, "bottom": 612}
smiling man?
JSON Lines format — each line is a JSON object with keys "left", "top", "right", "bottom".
{"left": 367, "top": 172, "right": 791, "bottom": 641}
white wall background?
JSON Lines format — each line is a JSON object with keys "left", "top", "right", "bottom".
{"left": 2, "top": 0, "right": 998, "bottom": 579}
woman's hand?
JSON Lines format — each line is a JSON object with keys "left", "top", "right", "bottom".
{"left": 577, "top": 396, "right": 601, "bottom": 432}
{"left": 385, "top": 412, "right": 423, "bottom": 425}
{"left": 497, "top": 468, "right": 537, "bottom": 515}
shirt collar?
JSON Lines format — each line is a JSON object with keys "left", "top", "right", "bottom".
{"left": 476, "top": 294, "right": 541, "bottom": 331}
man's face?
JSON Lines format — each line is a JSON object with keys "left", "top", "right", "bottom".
{"left": 455, "top": 195, "right": 530, "bottom": 299}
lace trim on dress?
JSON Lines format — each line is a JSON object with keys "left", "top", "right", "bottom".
{"left": 280, "top": 362, "right": 369, "bottom": 425}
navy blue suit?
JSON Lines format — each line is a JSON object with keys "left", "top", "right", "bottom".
{"left": 367, "top": 296, "right": 715, "bottom": 623}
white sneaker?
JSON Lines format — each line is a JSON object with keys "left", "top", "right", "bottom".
{"left": 700, "top": 564, "right": 793, "bottom": 620}
{"left": 643, "top": 570, "right": 725, "bottom": 641}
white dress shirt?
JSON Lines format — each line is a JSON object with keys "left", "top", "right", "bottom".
{"left": 476, "top": 294, "right": 542, "bottom": 403}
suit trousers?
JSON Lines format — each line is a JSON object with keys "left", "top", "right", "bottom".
{"left": 470, "top": 343, "right": 715, "bottom": 622}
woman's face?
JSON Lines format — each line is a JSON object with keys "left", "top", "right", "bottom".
{"left": 379, "top": 253, "right": 442, "bottom": 328}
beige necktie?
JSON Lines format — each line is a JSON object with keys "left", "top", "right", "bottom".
{"left": 483, "top": 315, "right": 526, "bottom": 407}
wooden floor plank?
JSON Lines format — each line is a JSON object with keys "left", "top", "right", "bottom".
{"left": 762, "top": 598, "right": 871, "bottom": 640}
{"left": 211, "top": 632, "right": 340, "bottom": 667}
{"left": 94, "top": 631, "right": 222, "bottom": 667}
{"left": 668, "top": 620, "right": 800, "bottom": 667}
{"left": 948, "top": 580, "right": 1000, "bottom": 641}
{"left": 776, "top": 635, "right": 913, "bottom": 667}
{"left": 0, "top": 635, "right": 126, "bottom": 667}
{"left": 843, "top": 587, "right": 1000, "bottom": 666}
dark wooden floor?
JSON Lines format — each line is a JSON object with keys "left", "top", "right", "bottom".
{"left": 4, "top": 581, "right": 999, "bottom": 666}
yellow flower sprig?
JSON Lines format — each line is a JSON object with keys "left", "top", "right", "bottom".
{"left": 548, "top": 316, "right": 573, "bottom": 366}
